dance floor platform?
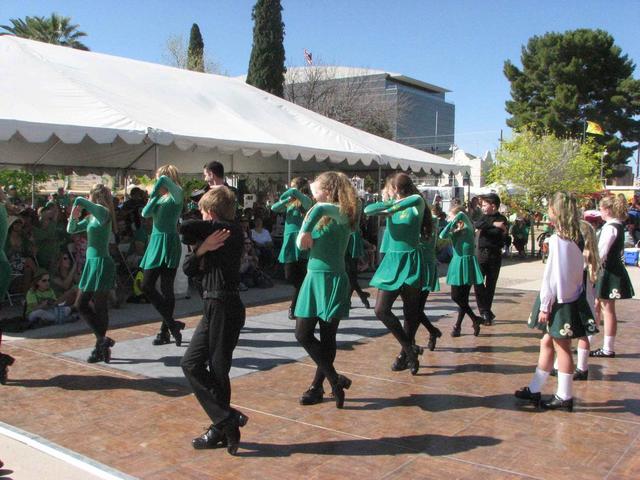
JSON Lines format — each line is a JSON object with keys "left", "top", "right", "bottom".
{"left": 1, "top": 281, "right": 639, "bottom": 479}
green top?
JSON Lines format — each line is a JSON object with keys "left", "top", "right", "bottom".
{"left": 439, "top": 211, "right": 475, "bottom": 255}
{"left": 272, "top": 187, "right": 313, "bottom": 263}
{"left": 299, "top": 202, "right": 351, "bottom": 273}
{"left": 439, "top": 210, "right": 483, "bottom": 286}
{"left": 139, "top": 175, "right": 183, "bottom": 269}
{"left": 0, "top": 204, "right": 8, "bottom": 264}
{"left": 364, "top": 194, "right": 425, "bottom": 252}
{"left": 26, "top": 288, "right": 57, "bottom": 315}
{"left": 67, "top": 197, "right": 111, "bottom": 258}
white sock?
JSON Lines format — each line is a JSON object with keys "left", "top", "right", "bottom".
{"left": 556, "top": 372, "right": 573, "bottom": 400}
{"left": 553, "top": 356, "right": 558, "bottom": 370}
{"left": 587, "top": 335, "right": 594, "bottom": 345}
{"left": 577, "top": 348, "right": 589, "bottom": 372}
{"left": 528, "top": 367, "right": 550, "bottom": 393}
{"left": 603, "top": 336, "right": 615, "bottom": 354}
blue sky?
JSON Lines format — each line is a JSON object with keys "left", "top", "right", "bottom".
{"left": 2, "top": 0, "right": 639, "bottom": 157}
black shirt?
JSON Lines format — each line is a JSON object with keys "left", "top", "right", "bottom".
{"left": 474, "top": 212, "right": 508, "bottom": 250}
{"left": 180, "top": 218, "right": 243, "bottom": 296}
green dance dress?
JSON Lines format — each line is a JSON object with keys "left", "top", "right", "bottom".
{"left": 365, "top": 194, "right": 426, "bottom": 291}
{"left": 67, "top": 198, "right": 115, "bottom": 292}
{"left": 0, "top": 204, "right": 11, "bottom": 298}
{"left": 271, "top": 187, "right": 312, "bottom": 264}
{"left": 439, "top": 211, "right": 483, "bottom": 286}
{"left": 294, "top": 203, "right": 352, "bottom": 321}
{"left": 419, "top": 218, "right": 440, "bottom": 292}
{"left": 596, "top": 222, "right": 635, "bottom": 300}
{"left": 139, "top": 175, "right": 183, "bottom": 270}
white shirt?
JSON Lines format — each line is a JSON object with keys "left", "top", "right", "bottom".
{"left": 539, "top": 234, "right": 584, "bottom": 313}
{"left": 251, "top": 228, "right": 272, "bottom": 246}
{"left": 598, "top": 220, "right": 621, "bottom": 262}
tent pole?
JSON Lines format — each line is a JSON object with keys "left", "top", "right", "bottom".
{"left": 287, "top": 158, "right": 292, "bottom": 184}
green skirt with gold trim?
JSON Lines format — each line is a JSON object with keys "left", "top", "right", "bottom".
{"left": 528, "top": 292, "right": 598, "bottom": 339}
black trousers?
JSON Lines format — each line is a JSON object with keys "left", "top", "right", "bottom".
{"left": 77, "top": 290, "right": 110, "bottom": 340}
{"left": 284, "top": 261, "right": 307, "bottom": 311}
{"left": 142, "top": 266, "right": 178, "bottom": 332}
{"left": 374, "top": 286, "right": 422, "bottom": 354}
{"left": 181, "top": 297, "right": 245, "bottom": 425}
{"left": 473, "top": 249, "right": 502, "bottom": 314}
{"left": 295, "top": 316, "right": 341, "bottom": 388}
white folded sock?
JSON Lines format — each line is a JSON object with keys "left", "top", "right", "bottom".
{"left": 587, "top": 335, "right": 594, "bottom": 345}
{"left": 556, "top": 372, "right": 573, "bottom": 400}
{"left": 528, "top": 367, "right": 550, "bottom": 393}
{"left": 603, "top": 335, "right": 615, "bottom": 354}
{"left": 577, "top": 348, "right": 589, "bottom": 372}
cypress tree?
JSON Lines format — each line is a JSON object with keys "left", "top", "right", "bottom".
{"left": 246, "top": 0, "right": 286, "bottom": 97}
{"left": 187, "top": 23, "right": 205, "bottom": 72}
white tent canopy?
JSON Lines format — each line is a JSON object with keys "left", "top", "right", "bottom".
{"left": 0, "top": 36, "right": 464, "bottom": 176}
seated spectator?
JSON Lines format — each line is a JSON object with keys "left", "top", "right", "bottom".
{"left": 25, "top": 269, "right": 76, "bottom": 326}
{"left": 6, "top": 185, "right": 24, "bottom": 210}
{"left": 69, "top": 233, "right": 88, "bottom": 277}
{"left": 5, "top": 216, "right": 37, "bottom": 294}
{"left": 624, "top": 221, "right": 639, "bottom": 248}
{"left": 51, "top": 251, "right": 80, "bottom": 306}
{"left": 239, "top": 239, "right": 273, "bottom": 289}
{"left": 250, "top": 216, "right": 275, "bottom": 268}
{"left": 33, "top": 203, "right": 62, "bottom": 271}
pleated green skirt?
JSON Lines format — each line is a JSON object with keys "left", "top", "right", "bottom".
{"left": 294, "top": 270, "right": 350, "bottom": 321}
{"left": 370, "top": 250, "right": 424, "bottom": 291}
{"left": 596, "top": 266, "right": 635, "bottom": 300}
{"left": 79, "top": 256, "right": 116, "bottom": 292}
{"left": 139, "top": 232, "right": 182, "bottom": 269}
{"left": 528, "top": 292, "right": 598, "bottom": 339}
{"left": 347, "top": 231, "right": 364, "bottom": 259}
{"left": 446, "top": 255, "right": 483, "bottom": 286}
{"left": 278, "top": 232, "right": 308, "bottom": 264}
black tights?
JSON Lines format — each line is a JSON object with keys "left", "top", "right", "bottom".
{"left": 403, "top": 290, "right": 439, "bottom": 343}
{"left": 295, "top": 317, "right": 340, "bottom": 389}
{"left": 374, "top": 286, "right": 422, "bottom": 354}
{"left": 346, "top": 256, "right": 366, "bottom": 298}
{"left": 77, "top": 290, "right": 110, "bottom": 341}
{"left": 142, "top": 266, "right": 178, "bottom": 333}
{"left": 450, "top": 284, "right": 479, "bottom": 328}
{"left": 284, "top": 261, "right": 307, "bottom": 312}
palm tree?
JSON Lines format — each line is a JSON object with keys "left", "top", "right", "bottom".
{"left": 1, "top": 13, "right": 89, "bottom": 50}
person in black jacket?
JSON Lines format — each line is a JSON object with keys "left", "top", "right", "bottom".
{"left": 180, "top": 186, "right": 248, "bottom": 455}
{"left": 473, "top": 193, "right": 508, "bottom": 326}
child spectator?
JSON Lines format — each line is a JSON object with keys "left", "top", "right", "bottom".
{"left": 26, "top": 269, "right": 76, "bottom": 326}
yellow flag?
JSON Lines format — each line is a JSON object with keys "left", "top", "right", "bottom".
{"left": 586, "top": 121, "right": 604, "bottom": 135}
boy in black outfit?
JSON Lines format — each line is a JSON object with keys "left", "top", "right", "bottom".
{"left": 180, "top": 186, "right": 248, "bottom": 455}
{"left": 473, "top": 193, "right": 508, "bottom": 326}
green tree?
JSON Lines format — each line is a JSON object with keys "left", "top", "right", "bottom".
{"left": 1, "top": 13, "right": 89, "bottom": 50}
{"left": 0, "top": 169, "right": 50, "bottom": 200}
{"left": 487, "top": 129, "right": 602, "bottom": 212}
{"left": 187, "top": 23, "right": 205, "bottom": 72}
{"left": 246, "top": 0, "right": 286, "bottom": 97}
{"left": 504, "top": 29, "right": 640, "bottom": 174}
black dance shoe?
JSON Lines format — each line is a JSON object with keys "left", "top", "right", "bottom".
{"left": 170, "top": 321, "right": 186, "bottom": 347}
{"left": 550, "top": 368, "right": 558, "bottom": 377}
{"left": 231, "top": 410, "right": 249, "bottom": 428}
{"left": 472, "top": 315, "right": 482, "bottom": 337}
{"left": 391, "top": 351, "right": 408, "bottom": 371}
{"left": 450, "top": 326, "right": 461, "bottom": 338}
{"left": 514, "top": 386, "right": 541, "bottom": 407}
{"left": 218, "top": 416, "right": 242, "bottom": 455}
{"left": 299, "top": 385, "right": 324, "bottom": 405}
{"left": 589, "top": 348, "right": 615, "bottom": 358}
{"left": 0, "top": 353, "right": 15, "bottom": 385}
{"left": 86, "top": 347, "right": 104, "bottom": 364}
{"left": 359, "top": 291, "right": 371, "bottom": 309}
{"left": 192, "top": 425, "right": 227, "bottom": 449}
{"left": 152, "top": 331, "right": 171, "bottom": 346}
{"left": 573, "top": 368, "right": 588, "bottom": 381}
{"left": 541, "top": 394, "right": 574, "bottom": 412}
{"left": 427, "top": 328, "right": 442, "bottom": 351}
{"left": 406, "top": 345, "right": 423, "bottom": 376}
{"left": 101, "top": 337, "right": 115, "bottom": 363}
{"left": 481, "top": 311, "right": 494, "bottom": 326}
{"left": 288, "top": 306, "right": 295, "bottom": 320}
{"left": 332, "top": 375, "right": 352, "bottom": 409}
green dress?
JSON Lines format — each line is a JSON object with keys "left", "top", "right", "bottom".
{"left": 271, "top": 187, "right": 312, "bottom": 264}
{"left": 347, "top": 202, "right": 365, "bottom": 259}
{"left": 596, "top": 222, "right": 635, "bottom": 299}
{"left": 419, "top": 218, "right": 440, "bottom": 292}
{"left": 67, "top": 198, "right": 115, "bottom": 292}
{"left": 139, "top": 176, "right": 183, "bottom": 270}
{"left": 439, "top": 211, "right": 483, "bottom": 286}
{"left": 0, "top": 204, "right": 11, "bottom": 298}
{"left": 365, "top": 194, "right": 426, "bottom": 291}
{"left": 294, "top": 203, "right": 352, "bottom": 321}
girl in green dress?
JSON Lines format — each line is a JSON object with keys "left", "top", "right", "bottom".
{"left": 140, "top": 165, "right": 185, "bottom": 346}
{"left": 516, "top": 192, "right": 597, "bottom": 412}
{"left": 294, "top": 171, "right": 357, "bottom": 408}
{"left": 590, "top": 195, "right": 635, "bottom": 358}
{"left": 0, "top": 190, "right": 15, "bottom": 384}
{"left": 439, "top": 206, "right": 483, "bottom": 337}
{"left": 67, "top": 185, "right": 117, "bottom": 363}
{"left": 365, "top": 173, "right": 426, "bottom": 375}
{"left": 270, "top": 177, "right": 313, "bottom": 319}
